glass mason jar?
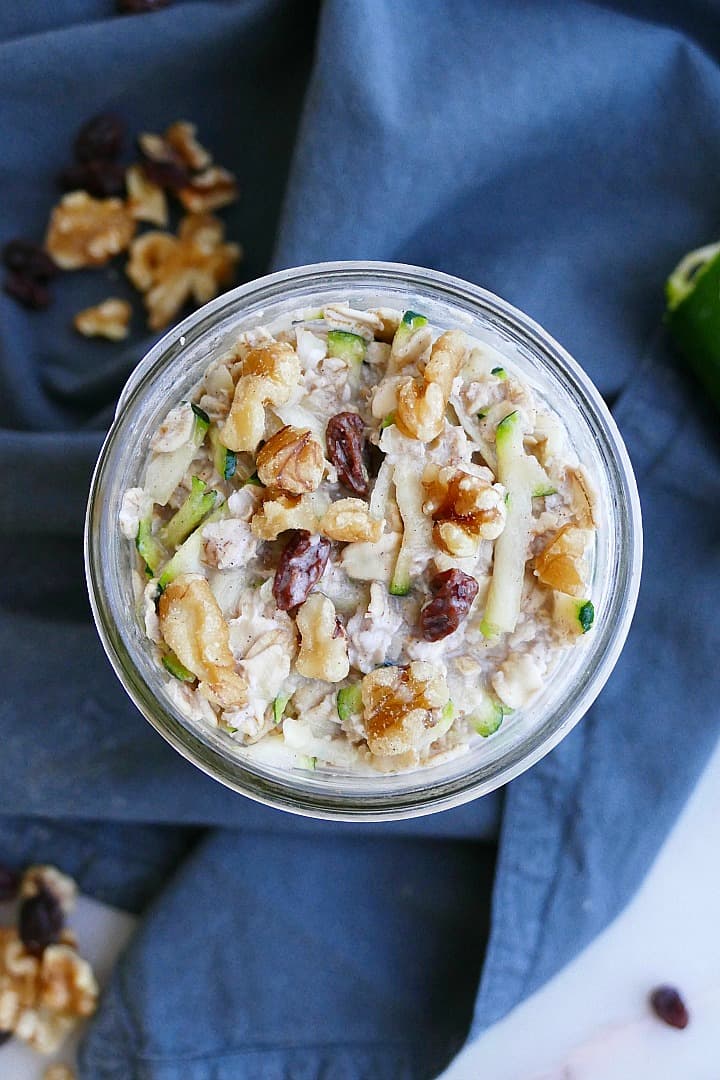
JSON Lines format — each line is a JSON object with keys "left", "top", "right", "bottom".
{"left": 85, "top": 262, "right": 642, "bottom": 821}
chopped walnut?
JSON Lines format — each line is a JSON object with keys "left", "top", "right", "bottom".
{"left": 45, "top": 191, "right": 136, "bottom": 269}
{"left": 0, "top": 927, "right": 97, "bottom": 1056}
{"left": 361, "top": 661, "right": 449, "bottom": 757}
{"left": 165, "top": 120, "right": 212, "bottom": 170}
{"left": 20, "top": 867, "right": 76, "bottom": 916}
{"left": 250, "top": 490, "right": 324, "bottom": 540}
{"left": 158, "top": 574, "right": 248, "bottom": 707}
{"left": 126, "top": 213, "right": 240, "bottom": 330}
{"left": 396, "top": 330, "right": 467, "bottom": 441}
{"left": 320, "top": 498, "right": 383, "bottom": 543}
{"left": 295, "top": 594, "right": 349, "bottom": 682}
{"left": 422, "top": 464, "right": 506, "bottom": 557}
{"left": 39, "top": 946, "right": 97, "bottom": 1018}
{"left": 178, "top": 166, "right": 239, "bottom": 214}
{"left": 256, "top": 425, "right": 325, "bottom": 494}
{"left": 125, "top": 164, "right": 168, "bottom": 226}
{"left": 534, "top": 524, "right": 590, "bottom": 596}
{"left": 73, "top": 298, "right": 132, "bottom": 341}
{"left": 220, "top": 341, "right": 301, "bottom": 453}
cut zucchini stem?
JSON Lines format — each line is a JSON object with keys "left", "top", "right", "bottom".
{"left": 480, "top": 410, "right": 533, "bottom": 637}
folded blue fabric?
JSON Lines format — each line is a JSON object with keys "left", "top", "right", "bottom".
{"left": 0, "top": 1, "right": 718, "bottom": 1077}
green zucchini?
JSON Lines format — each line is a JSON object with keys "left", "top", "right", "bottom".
{"left": 491, "top": 366, "right": 507, "bottom": 380}
{"left": 136, "top": 518, "right": 166, "bottom": 576}
{"left": 210, "top": 426, "right": 237, "bottom": 481}
{"left": 469, "top": 691, "right": 508, "bottom": 737}
{"left": 144, "top": 404, "right": 210, "bottom": 507}
{"left": 162, "top": 651, "right": 196, "bottom": 683}
{"left": 553, "top": 593, "right": 595, "bottom": 636}
{"left": 327, "top": 330, "right": 367, "bottom": 366}
{"left": 336, "top": 684, "right": 363, "bottom": 722}
{"left": 665, "top": 242, "right": 720, "bottom": 410}
{"left": 393, "top": 310, "right": 428, "bottom": 348}
{"left": 159, "top": 476, "right": 218, "bottom": 551}
{"left": 480, "top": 410, "right": 533, "bottom": 637}
{"left": 157, "top": 503, "right": 229, "bottom": 588}
{"left": 273, "top": 694, "right": 290, "bottom": 725}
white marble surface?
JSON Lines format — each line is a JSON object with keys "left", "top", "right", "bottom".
{"left": 3, "top": 738, "right": 720, "bottom": 1078}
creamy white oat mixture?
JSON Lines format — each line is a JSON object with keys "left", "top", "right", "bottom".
{"left": 120, "top": 302, "right": 598, "bottom": 773}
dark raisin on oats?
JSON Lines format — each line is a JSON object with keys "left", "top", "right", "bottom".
{"left": 326, "top": 412, "right": 369, "bottom": 496}
{"left": 74, "top": 113, "right": 126, "bottom": 163}
{"left": 0, "top": 1030, "right": 12, "bottom": 1047}
{"left": 141, "top": 158, "right": 190, "bottom": 192}
{"left": 419, "top": 568, "right": 479, "bottom": 642}
{"left": 649, "top": 985, "right": 689, "bottom": 1030}
{"left": 2, "top": 240, "right": 57, "bottom": 281}
{"left": 0, "top": 864, "right": 19, "bottom": 902}
{"left": 117, "top": 0, "right": 171, "bottom": 11}
{"left": 18, "top": 887, "right": 64, "bottom": 956}
{"left": 3, "top": 272, "right": 51, "bottom": 311}
{"left": 273, "top": 530, "right": 331, "bottom": 611}
{"left": 57, "top": 159, "right": 126, "bottom": 198}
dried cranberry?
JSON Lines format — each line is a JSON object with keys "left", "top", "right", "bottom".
{"left": 650, "top": 985, "right": 689, "bottom": 1029}
{"left": 273, "top": 530, "right": 331, "bottom": 611}
{"left": 18, "top": 888, "right": 63, "bottom": 956}
{"left": 117, "top": 0, "right": 171, "bottom": 11}
{"left": 57, "top": 159, "right": 126, "bottom": 198}
{"left": 0, "top": 1030, "right": 12, "bottom": 1047}
{"left": 2, "top": 240, "right": 57, "bottom": 281}
{"left": 419, "top": 569, "right": 479, "bottom": 642}
{"left": 326, "top": 412, "right": 369, "bottom": 496}
{"left": 4, "top": 272, "right": 51, "bottom": 311}
{"left": 0, "top": 864, "right": 19, "bottom": 901}
{"left": 74, "top": 113, "right": 126, "bottom": 162}
{"left": 141, "top": 158, "right": 190, "bottom": 192}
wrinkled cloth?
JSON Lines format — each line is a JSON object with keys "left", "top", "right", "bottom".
{"left": 0, "top": 1, "right": 718, "bottom": 1077}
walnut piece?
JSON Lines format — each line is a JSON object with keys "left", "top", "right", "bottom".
{"left": 126, "top": 213, "right": 240, "bottom": 330}
{"left": 178, "top": 166, "right": 239, "bottom": 213}
{"left": 158, "top": 574, "right": 247, "bottom": 707}
{"left": 250, "top": 490, "right": 324, "bottom": 540}
{"left": 361, "top": 661, "right": 449, "bottom": 757}
{"left": 422, "top": 464, "right": 506, "bottom": 556}
{"left": 396, "top": 330, "right": 467, "bottom": 441}
{"left": 256, "top": 425, "right": 325, "bottom": 494}
{"left": 565, "top": 465, "right": 598, "bottom": 530}
{"left": 320, "top": 498, "right": 383, "bottom": 543}
{"left": 295, "top": 594, "right": 349, "bottom": 683}
{"left": 44, "top": 1066, "right": 76, "bottom": 1080}
{"left": 220, "top": 341, "right": 301, "bottom": 453}
{"left": 0, "top": 926, "right": 98, "bottom": 1056}
{"left": 73, "top": 298, "right": 132, "bottom": 341}
{"left": 45, "top": 192, "right": 136, "bottom": 269}
{"left": 125, "top": 164, "right": 168, "bottom": 226}
{"left": 534, "top": 524, "right": 590, "bottom": 596}
{"left": 165, "top": 120, "right": 212, "bottom": 170}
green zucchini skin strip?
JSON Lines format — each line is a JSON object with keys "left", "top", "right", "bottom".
{"left": 159, "top": 476, "right": 218, "bottom": 551}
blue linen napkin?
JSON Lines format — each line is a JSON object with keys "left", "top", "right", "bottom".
{"left": 0, "top": 1, "right": 718, "bottom": 1076}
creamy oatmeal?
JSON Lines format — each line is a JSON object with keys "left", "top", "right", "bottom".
{"left": 120, "top": 301, "right": 598, "bottom": 773}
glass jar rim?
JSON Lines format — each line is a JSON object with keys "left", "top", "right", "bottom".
{"left": 85, "top": 260, "right": 643, "bottom": 821}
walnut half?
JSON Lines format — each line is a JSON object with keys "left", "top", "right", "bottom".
{"left": 422, "top": 464, "right": 506, "bottom": 557}
{"left": 220, "top": 341, "right": 301, "bottom": 453}
{"left": 295, "top": 594, "right": 349, "bottom": 683}
{"left": 256, "top": 425, "right": 325, "bottom": 494}
{"left": 395, "top": 330, "right": 467, "bottom": 441}
{"left": 361, "top": 661, "right": 449, "bottom": 757}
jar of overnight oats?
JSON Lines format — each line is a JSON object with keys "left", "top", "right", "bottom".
{"left": 85, "top": 262, "right": 642, "bottom": 820}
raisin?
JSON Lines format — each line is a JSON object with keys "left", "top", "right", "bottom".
{"left": 4, "top": 272, "right": 51, "bottom": 310}
{"left": 18, "top": 888, "right": 64, "bottom": 956}
{"left": 74, "top": 113, "right": 126, "bottom": 162}
{"left": 273, "top": 530, "right": 331, "bottom": 611}
{"left": 0, "top": 1031, "right": 12, "bottom": 1047}
{"left": 57, "top": 160, "right": 126, "bottom": 198}
{"left": 326, "top": 412, "right": 369, "bottom": 497}
{"left": 650, "top": 985, "right": 689, "bottom": 1029}
{"left": 141, "top": 158, "right": 190, "bottom": 193}
{"left": 0, "top": 864, "right": 19, "bottom": 901}
{"left": 117, "top": 0, "right": 171, "bottom": 11}
{"left": 419, "top": 568, "right": 479, "bottom": 642}
{"left": 2, "top": 240, "right": 57, "bottom": 281}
